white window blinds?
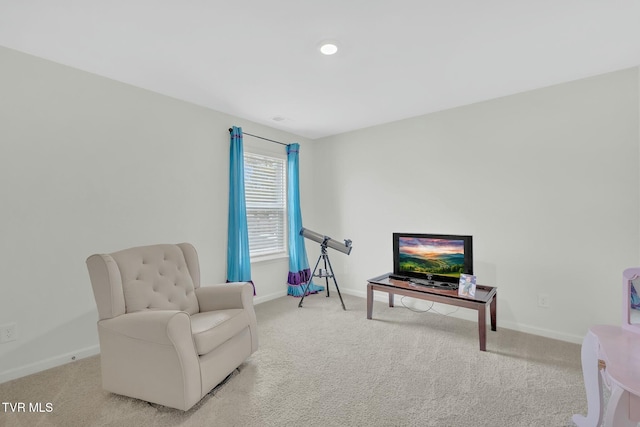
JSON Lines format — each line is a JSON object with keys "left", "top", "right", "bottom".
{"left": 244, "top": 152, "right": 287, "bottom": 258}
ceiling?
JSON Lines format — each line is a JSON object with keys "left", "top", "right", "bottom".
{"left": 1, "top": 1, "right": 639, "bottom": 139}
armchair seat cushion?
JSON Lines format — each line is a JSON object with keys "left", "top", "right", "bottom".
{"left": 191, "top": 309, "right": 250, "bottom": 355}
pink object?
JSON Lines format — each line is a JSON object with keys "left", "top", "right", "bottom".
{"left": 622, "top": 268, "right": 640, "bottom": 335}
{"left": 572, "top": 268, "right": 640, "bottom": 427}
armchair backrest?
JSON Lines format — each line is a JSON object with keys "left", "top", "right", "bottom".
{"left": 87, "top": 243, "right": 201, "bottom": 320}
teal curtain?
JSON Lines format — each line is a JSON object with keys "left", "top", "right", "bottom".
{"left": 227, "top": 126, "right": 254, "bottom": 292}
{"left": 286, "top": 143, "right": 323, "bottom": 296}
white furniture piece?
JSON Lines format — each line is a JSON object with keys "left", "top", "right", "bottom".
{"left": 86, "top": 243, "right": 258, "bottom": 411}
{"left": 572, "top": 268, "right": 640, "bottom": 427}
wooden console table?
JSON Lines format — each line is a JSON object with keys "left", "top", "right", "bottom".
{"left": 367, "top": 273, "right": 497, "bottom": 351}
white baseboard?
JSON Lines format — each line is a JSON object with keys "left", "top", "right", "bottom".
{"left": 0, "top": 291, "right": 286, "bottom": 385}
{"left": 340, "top": 288, "right": 584, "bottom": 345}
{"left": 0, "top": 344, "right": 100, "bottom": 384}
{"left": 1, "top": 287, "right": 582, "bottom": 385}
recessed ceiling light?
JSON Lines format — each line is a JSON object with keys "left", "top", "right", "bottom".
{"left": 272, "top": 116, "right": 285, "bottom": 122}
{"left": 319, "top": 42, "right": 338, "bottom": 56}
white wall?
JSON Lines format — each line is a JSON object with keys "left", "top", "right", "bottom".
{"left": 310, "top": 68, "right": 640, "bottom": 343}
{"left": 0, "top": 46, "right": 312, "bottom": 382}
{"left": 1, "top": 44, "right": 638, "bottom": 383}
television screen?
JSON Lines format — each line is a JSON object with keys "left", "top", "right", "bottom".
{"left": 393, "top": 233, "right": 473, "bottom": 283}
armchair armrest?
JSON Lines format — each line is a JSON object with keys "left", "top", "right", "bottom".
{"left": 98, "top": 310, "right": 192, "bottom": 345}
{"left": 195, "top": 282, "right": 258, "bottom": 352}
{"left": 195, "top": 282, "right": 254, "bottom": 312}
{"left": 97, "top": 310, "right": 202, "bottom": 410}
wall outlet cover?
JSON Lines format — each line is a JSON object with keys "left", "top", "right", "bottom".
{"left": 0, "top": 322, "right": 17, "bottom": 343}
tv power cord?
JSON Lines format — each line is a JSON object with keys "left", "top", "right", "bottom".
{"left": 400, "top": 296, "right": 460, "bottom": 316}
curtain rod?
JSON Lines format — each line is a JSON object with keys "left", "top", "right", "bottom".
{"left": 228, "top": 128, "right": 288, "bottom": 146}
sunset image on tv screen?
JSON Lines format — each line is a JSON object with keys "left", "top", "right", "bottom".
{"left": 398, "top": 237, "right": 465, "bottom": 277}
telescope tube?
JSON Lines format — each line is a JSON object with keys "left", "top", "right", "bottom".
{"left": 300, "top": 227, "right": 352, "bottom": 255}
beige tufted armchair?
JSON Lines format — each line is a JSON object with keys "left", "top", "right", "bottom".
{"left": 86, "top": 243, "right": 258, "bottom": 411}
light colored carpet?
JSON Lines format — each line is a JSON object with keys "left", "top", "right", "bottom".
{"left": 0, "top": 293, "right": 589, "bottom": 427}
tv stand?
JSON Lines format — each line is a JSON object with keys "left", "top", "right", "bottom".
{"left": 367, "top": 273, "right": 497, "bottom": 351}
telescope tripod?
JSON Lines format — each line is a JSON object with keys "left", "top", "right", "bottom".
{"left": 298, "top": 243, "right": 346, "bottom": 310}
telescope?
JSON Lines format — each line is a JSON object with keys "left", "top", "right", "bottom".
{"left": 298, "top": 227, "right": 353, "bottom": 310}
{"left": 300, "top": 227, "right": 352, "bottom": 255}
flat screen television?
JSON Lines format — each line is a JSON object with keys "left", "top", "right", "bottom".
{"left": 392, "top": 233, "right": 473, "bottom": 284}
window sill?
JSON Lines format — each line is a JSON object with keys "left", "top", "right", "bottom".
{"left": 250, "top": 252, "right": 288, "bottom": 264}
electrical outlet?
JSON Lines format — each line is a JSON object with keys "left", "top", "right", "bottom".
{"left": 538, "top": 293, "right": 550, "bottom": 308}
{"left": 0, "top": 322, "right": 17, "bottom": 343}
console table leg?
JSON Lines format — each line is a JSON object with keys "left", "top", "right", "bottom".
{"left": 478, "top": 306, "right": 487, "bottom": 351}
{"left": 389, "top": 292, "right": 394, "bottom": 308}
{"left": 490, "top": 295, "right": 497, "bottom": 331}
{"left": 367, "top": 284, "right": 373, "bottom": 319}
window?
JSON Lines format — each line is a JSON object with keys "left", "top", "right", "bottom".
{"left": 244, "top": 151, "right": 287, "bottom": 259}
